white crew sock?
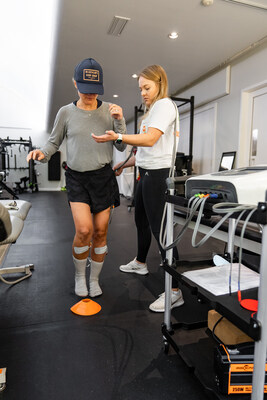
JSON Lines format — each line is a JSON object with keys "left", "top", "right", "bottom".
{"left": 89, "top": 260, "right": 104, "bottom": 297}
{"left": 73, "top": 256, "right": 88, "bottom": 297}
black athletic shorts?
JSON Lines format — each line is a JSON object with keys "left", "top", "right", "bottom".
{"left": 65, "top": 163, "right": 120, "bottom": 214}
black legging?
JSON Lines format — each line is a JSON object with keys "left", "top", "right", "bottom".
{"left": 135, "top": 167, "right": 179, "bottom": 264}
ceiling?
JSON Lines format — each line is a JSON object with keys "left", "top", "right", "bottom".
{"left": 47, "top": 0, "right": 267, "bottom": 130}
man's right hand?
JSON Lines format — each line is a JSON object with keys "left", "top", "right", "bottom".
{"left": 27, "top": 149, "right": 45, "bottom": 162}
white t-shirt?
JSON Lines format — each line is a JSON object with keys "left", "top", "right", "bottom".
{"left": 135, "top": 98, "right": 179, "bottom": 170}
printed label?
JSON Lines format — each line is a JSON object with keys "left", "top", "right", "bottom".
{"left": 83, "top": 69, "right": 100, "bottom": 82}
{"left": 230, "top": 363, "right": 267, "bottom": 372}
{"left": 228, "top": 384, "right": 267, "bottom": 394}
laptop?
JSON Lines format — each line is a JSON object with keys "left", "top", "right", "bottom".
{"left": 218, "top": 151, "right": 236, "bottom": 171}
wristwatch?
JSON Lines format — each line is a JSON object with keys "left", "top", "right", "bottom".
{"left": 116, "top": 133, "right": 123, "bottom": 144}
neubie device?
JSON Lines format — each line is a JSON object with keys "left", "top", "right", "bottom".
{"left": 185, "top": 165, "right": 267, "bottom": 205}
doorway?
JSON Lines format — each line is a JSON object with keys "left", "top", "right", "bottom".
{"left": 239, "top": 82, "right": 267, "bottom": 167}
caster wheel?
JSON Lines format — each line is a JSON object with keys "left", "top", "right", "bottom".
{"left": 0, "top": 383, "right": 6, "bottom": 392}
{"left": 163, "top": 341, "right": 170, "bottom": 354}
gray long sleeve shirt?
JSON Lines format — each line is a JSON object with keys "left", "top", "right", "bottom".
{"left": 41, "top": 101, "right": 127, "bottom": 172}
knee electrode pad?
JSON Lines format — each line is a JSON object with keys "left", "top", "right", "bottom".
{"left": 94, "top": 245, "right": 108, "bottom": 255}
{"left": 74, "top": 245, "right": 90, "bottom": 255}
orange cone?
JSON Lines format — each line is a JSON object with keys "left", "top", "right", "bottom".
{"left": 71, "top": 298, "right": 101, "bottom": 316}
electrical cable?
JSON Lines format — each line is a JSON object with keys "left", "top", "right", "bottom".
{"left": 160, "top": 195, "right": 204, "bottom": 251}
{"left": 237, "top": 207, "right": 258, "bottom": 311}
{"left": 212, "top": 202, "right": 255, "bottom": 214}
{"left": 228, "top": 210, "right": 247, "bottom": 294}
{"left": 191, "top": 198, "right": 235, "bottom": 248}
{"left": 210, "top": 203, "right": 256, "bottom": 296}
{"left": 191, "top": 201, "right": 259, "bottom": 310}
{"left": 158, "top": 100, "right": 183, "bottom": 251}
{"left": 212, "top": 315, "right": 225, "bottom": 345}
{"left": 211, "top": 203, "right": 255, "bottom": 296}
{"left": 169, "top": 101, "right": 179, "bottom": 179}
{"left": 114, "top": 146, "right": 136, "bottom": 172}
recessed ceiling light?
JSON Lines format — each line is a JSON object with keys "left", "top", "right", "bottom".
{"left": 168, "top": 32, "right": 178, "bottom": 39}
{"left": 113, "top": 94, "right": 119, "bottom": 98}
{"left": 132, "top": 74, "right": 138, "bottom": 78}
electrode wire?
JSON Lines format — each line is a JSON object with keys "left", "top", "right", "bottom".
{"left": 237, "top": 207, "right": 257, "bottom": 301}
{"left": 191, "top": 198, "right": 235, "bottom": 248}
{"left": 160, "top": 195, "right": 204, "bottom": 251}
{"left": 228, "top": 210, "right": 247, "bottom": 295}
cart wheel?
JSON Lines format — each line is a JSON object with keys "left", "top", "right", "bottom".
{"left": 163, "top": 340, "right": 169, "bottom": 354}
{"left": 214, "top": 374, "right": 220, "bottom": 388}
{"left": 0, "top": 383, "right": 6, "bottom": 392}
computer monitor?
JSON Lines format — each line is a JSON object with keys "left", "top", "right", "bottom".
{"left": 219, "top": 151, "right": 236, "bottom": 171}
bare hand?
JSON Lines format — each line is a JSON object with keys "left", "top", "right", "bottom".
{"left": 113, "top": 162, "right": 124, "bottom": 176}
{"left": 26, "top": 149, "right": 45, "bottom": 162}
{"left": 91, "top": 130, "right": 117, "bottom": 143}
{"left": 109, "top": 103, "right": 123, "bottom": 120}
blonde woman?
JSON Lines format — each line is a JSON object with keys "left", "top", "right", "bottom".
{"left": 92, "top": 65, "right": 184, "bottom": 312}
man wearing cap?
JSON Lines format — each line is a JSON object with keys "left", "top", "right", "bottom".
{"left": 27, "top": 58, "right": 127, "bottom": 298}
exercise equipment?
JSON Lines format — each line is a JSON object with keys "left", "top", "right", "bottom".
{"left": 127, "top": 96, "right": 194, "bottom": 210}
{"left": 0, "top": 137, "right": 38, "bottom": 196}
{"left": 0, "top": 200, "right": 34, "bottom": 285}
{"left": 0, "top": 170, "right": 18, "bottom": 199}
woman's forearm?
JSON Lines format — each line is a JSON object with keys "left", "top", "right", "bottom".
{"left": 120, "top": 129, "right": 162, "bottom": 147}
{"left": 92, "top": 127, "right": 162, "bottom": 147}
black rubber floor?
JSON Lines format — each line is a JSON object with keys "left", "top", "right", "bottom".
{"left": 0, "top": 192, "right": 225, "bottom": 400}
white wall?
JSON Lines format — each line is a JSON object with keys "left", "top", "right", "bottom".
{"left": 178, "top": 43, "right": 267, "bottom": 172}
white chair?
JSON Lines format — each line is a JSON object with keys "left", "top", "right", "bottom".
{"left": 0, "top": 200, "right": 34, "bottom": 285}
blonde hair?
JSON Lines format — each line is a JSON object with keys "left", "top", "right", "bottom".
{"left": 139, "top": 65, "right": 169, "bottom": 109}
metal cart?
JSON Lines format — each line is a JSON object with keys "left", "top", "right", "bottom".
{"left": 162, "top": 178, "right": 267, "bottom": 399}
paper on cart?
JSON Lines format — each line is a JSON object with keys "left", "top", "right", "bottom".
{"left": 182, "top": 263, "right": 260, "bottom": 296}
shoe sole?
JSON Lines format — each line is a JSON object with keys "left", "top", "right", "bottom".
{"left": 149, "top": 298, "right": 184, "bottom": 312}
{"left": 119, "top": 267, "right": 148, "bottom": 275}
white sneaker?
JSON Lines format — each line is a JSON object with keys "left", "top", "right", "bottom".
{"left": 149, "top": 289, "right": 184, "bottom": 312}
{"left": 119, "top": 258, "right": 149, "bottom": 275}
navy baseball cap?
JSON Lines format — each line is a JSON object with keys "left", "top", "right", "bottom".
{"left": 74, "top": 58, "right": 104, "bottom": 95}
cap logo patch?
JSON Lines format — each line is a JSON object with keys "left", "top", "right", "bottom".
{"left": 83, "top": 69, "right": 100, "bottom": 82}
